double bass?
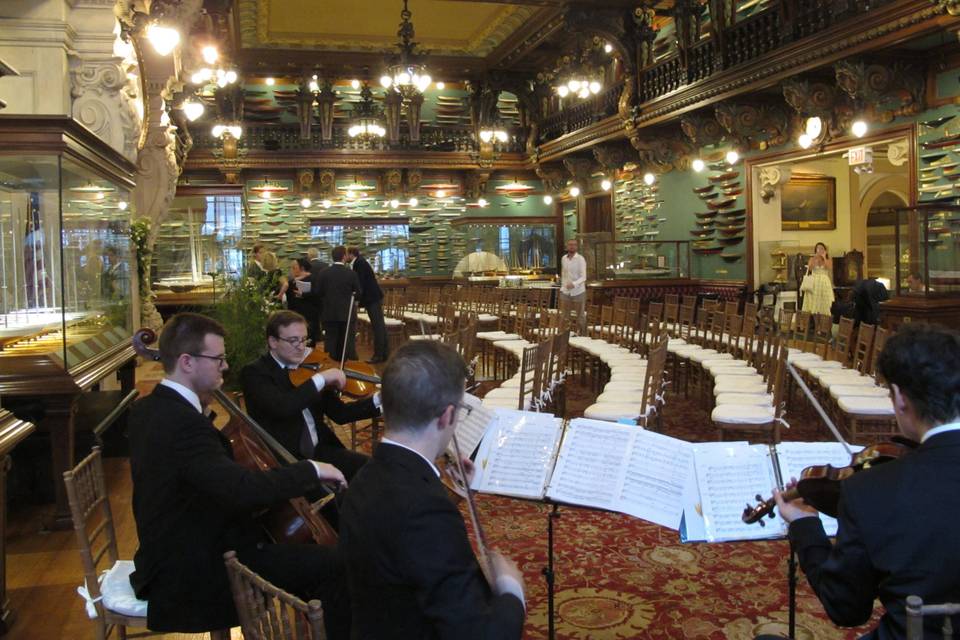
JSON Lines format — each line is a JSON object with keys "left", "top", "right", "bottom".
{"left": 132, "top": 328, "right": 338, "bottom": 546}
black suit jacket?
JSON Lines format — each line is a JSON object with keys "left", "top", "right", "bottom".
{"left": 339, "top": 443, "right": 525, "bottom": 640}
{"left": 240, "top": 352, "right": 378, "bottom": 459}
{"left": 789, "top": 430, "right": 960, "bottom": 639}
{"left": 128, "top": 383, "right": 322, "bottom": 632}
{"left": 317, "top": 263, "right": 361, "bottom": 322}
{"left": 351, "top": 256, "right": 383, "bottom": 307}
{"left": 853, "top": 278, "right": 889, "bottom": 326}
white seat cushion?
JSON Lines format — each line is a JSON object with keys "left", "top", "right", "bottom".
{"left": 688, "top": 350, "right": 726, "bottom": 364}
{"left": 484, "top": 387, "right": 526, "bottom": 400}
{"left": 816, "top": 372, "right": 873, "bottom": 387}
{"left": 713, "top": 380, "right": 767, "bottom": 395}
{"left": 711, "top": 404, "right": 776, "bottom": 424}
{"left": 583, "top": 403, "right": 647, "bottom": 422}
{"left": 837, "top": 396, "right": 895, "bottom": 416}
{"left": 482, "top": 396, "right": 532, "bottom": 410}
{"left": 715, "top": 392, "right": 773, "bottom": 406}
{"left": 383, "top": 318, "right": 404, "bottom": 327}
{"left": 703, "top": 359, "right": 750, "bottom": 373}
{"left": 708, "top": 365, "right": 760, "bottom": 377}
{"left": 602, "top": 382, "right": 645, "bottom": 393}
{"left": 793, "top": 358, "right": 842, "bottom": 372}
{"left": 477, "top": 314, "right": 499, "bottom": 323}
{"left": 409, "top": 334, "right": 441, "bottom": 341}
{"left": 80, "top": 560, "right": 148, "bottom": 619}
{"left": 829, "top": 384, "right": 888, "bottom": 399}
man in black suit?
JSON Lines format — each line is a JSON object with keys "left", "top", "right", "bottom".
{"left": 852, "top": 276, "right": 889, "bottom": 327}
{"left": 288, "top": 258, "right": 322, "bottom": 345}
{"left": 317, "top": 245, "right": 361, "bottom": 360}
{"left": 241, "top": 309, "right": 380, "bottom": 481}
{"left": 773, "top": 323, "right": 960, "bottom": 639}
{"left": 127, "top": 312, "right": 350, "bottom": 637}
{"left": 346, "top": 246, "right": 388, "bottom": 364}
{"left": 307, "top": 247, "right": 329, "bottom": 274}
{"left": 339, "top": 340, "right": 526, "bottom": 640}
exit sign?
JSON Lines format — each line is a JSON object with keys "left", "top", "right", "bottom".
{"left": 849, "top": 146, "right": 873, "bottom": 165}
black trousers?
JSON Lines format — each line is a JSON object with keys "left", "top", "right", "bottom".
{"left": 323, "top": 319, "right": 358, "bottom": 360}
{"left": 237, "top": 542, "right": 350, "bottom": 640}
{"left": 365, "top": 299, "right": 389, "bottom": 359}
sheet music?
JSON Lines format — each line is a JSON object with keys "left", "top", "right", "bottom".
{"left": 294, "top": 279, "right": 311, "bottom": 293}
{"left": 449, "top": 393, "right": 495, "bottom": 459}
{"left": 693, "top": 443, "right": 785, "bottom": 541}
{"left": 618, "top": 429, "right": 693, "bottom": 529}
{"left": 546, "top": 419, "right": 634, "bottom": 510}
{"left": 470, "top": 410, "right": 563, "bottom": 499}
{"left": 680, "top": 441, "right": 748, "bottom": 543}
{"left": 774, "top": 441, "right": 863, "bottom": 537}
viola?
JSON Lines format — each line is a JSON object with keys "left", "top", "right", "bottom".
{"left": 742, "top": 438, "right": 917, "bottom": 525}
{"left": 288, "top": 347, "right": 380, "bottom": 399}
{"left": 132, "top": 328, "right": 338, "bottom": 546}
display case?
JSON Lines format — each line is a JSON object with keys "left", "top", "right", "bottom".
{"left": 590, "top": 240, "right": 691, "bottom": 280}
{"left": 309, "top": 218, "right": 409, "bottom": 277}
{"left": 892, "top": 204, "right": 960, "bottom": 296}
{"left": 153, "top": 185, "right": 244, "bottom": 303}
{"left": 451, "top": 218, "right": 558, "bottom": 277}
{"left": 0, "top": 116, "right": 135, "bottom": 365}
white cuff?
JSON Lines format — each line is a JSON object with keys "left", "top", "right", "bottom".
{"left": 311, "top": 373, "right": 326, "bottom": 391}
{"left": 308, "top": 460, "right": 325, "bottom": 480}
{"left": 373, "top": 391, "right": 382, "bottom": 410}
{"left": 494, "top": 574, "right": 525, "bottom": 610}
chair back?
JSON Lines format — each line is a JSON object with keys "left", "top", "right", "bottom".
{"left": 868, "top": 326, "right": 890, "bottom": 377}
{"left": 791, "top": 310, "right": 811, "bottom": 347}
{"left": 677, "top": 304, "right": 695, "bottom": 341}
{"left": 647, "top": 301, "right": 664, "bottom": 321}
{"left": 664, "top": 293, "right": 680, "bottom": 306}
{"left": 639, "top": 335, "right": 669, "bottom": 422}
{"left": 224, "top": 550, "right": 326, "bottom": 640}
{"left": 63, "top": 447, "right": 120, "bottom": 624}
{"left": 905, "top": 595, "right": 960, "bottom": 640}
{"left": 851, "top": 322, "right": 876, "bottom": 374}
{"left": 831, "top": 317, "right": 856, "bottom": 365}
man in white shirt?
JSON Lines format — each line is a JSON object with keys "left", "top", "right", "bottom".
{"left": 559, "top": 238, "right": 588, "bottom": 334}
{"left": 339, "top": 340, "right": 526, "bottom": 639}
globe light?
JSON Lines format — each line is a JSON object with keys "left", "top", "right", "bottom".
{"left": 692, "top": 158, "right": 705, "bottom": 172}
{"left": 601, "top": 179, "right": 612, "bottom": 191}
{"left": 211, "top": 124, "right": 225, "bottom": 137}
{"left": 805, "top": 116, "right": 823, "bottom": 138}
{"left": 604, "top": 43, "right": 613, "bottom": 53}
{"left": 589, "top": 81, "right": 601, "bottom": 94}
{"left": 543, "top": 195, "right": 553, "bottom": 205}
{"left": 225, "top": 70, "right": 238, "bottom": 84}
{"left": 380, "top": 75, "right": 392, "bottom": 88}
{"left": 569, "top": 186, "right": 581, "bottom": 197}
{"left": 263, "top": 190, "right": 272, "bottom": 200}
{"left": 798, "top": 133, "right": 813, "bottom": 149}
{"left": 479, "top": 130, "right": 493, "bottom": 143}
{"left": 435, "top": 189, "right": 446, "bottom": 198}
{"left": 436, "top": 82, "right": 445, "bottom": 90}
{"left": 643, "top": 172, "right": 656, "bottom": 186}
{"left": 322, "top": 199, "right": 332, "bottom": 209}
{"left": 852, "top": 119, "right": 868, "bottom": 138}
{"left": 228, "top": 125, "right": 242, "bottom": 139}
{"left": 409, "top": 197, "right": 418, "bottom": 207}
{"left": 265, "top": 77, "right": 275, "bottom": 86}
{"left": 118, "top": 201, "right": 128, "bottom": 211}
{"left": 300, "top": 197, "right": 312, "bottom": 208}
{"left": 495, "top": 130, "right": 509, "bottom": 143}
{"left": 725, "top": 150, "right": 740, "bottom": 165}
{"left": 182, "top": 99, "right": 204, "bottom": 122}
{"left": 309, "top": 80, "right": 319, "bottom": 92}
{"left": 390, "top": 199, "right": 400, "bottom": 209}
{"left": 191, "top": 71, "right": 206, "bottom": 85}
{"left": 146, "top": 23, "right": 180, "bottom": 56}
{"left": 201, "top": 45, "right": 218, "bottom": 65}
{"left": 568, "top": 79, "right": 580, "bottom": 92}
{"left": 478, "top": 198, "right": 488, "bottom": 207}
{"left": 351, "top": 79, "right": 360, "bottom": 89}
{"left": 397, "top": 71, "right": 410, "bottom": 85}
{"left": 557, "top": 86, "right": 569, "bottom": 98}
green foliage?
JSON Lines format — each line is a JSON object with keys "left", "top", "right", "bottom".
{"left": 209, "top": 275, "right": 281, "bottom": 390}
{"left": 129, "top": 217, "right": 152, "bottom": 298}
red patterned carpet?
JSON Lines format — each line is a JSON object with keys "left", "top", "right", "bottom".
{"left": 470, "top": 380, "right": 879, "bottom": 640}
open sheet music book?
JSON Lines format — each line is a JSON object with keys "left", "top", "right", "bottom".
{"left": 680, "top": 441, "right": 862, "bottom": 543}
{"left": 467, "top": 416, "right": 694, "bottom": 531}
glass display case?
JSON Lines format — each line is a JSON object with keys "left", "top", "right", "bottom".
{"left": 310, "top": 218, "right": 409, "bottom": 277}
{"left": 893, "top": 204, "right": 960, "bottom": 296}
{"left": 451, "top": 218, "right": 558, "bottom": 278}
{"left": 153, "top": 185, "right": 244, "bottom": 297}
{"left": 758, "top": 240, "right": 802, "bottom": 286}
{"left": 590, "top": 240, "right": 691, "bottom": 279}
{"left": 0, "top": 116, "right": 135, "bottom": 369}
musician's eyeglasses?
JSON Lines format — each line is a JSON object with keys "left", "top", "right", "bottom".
{"left": 189, "top": 353, "right": 228, "bottom": 367}
{"left": 276, "top": 336, "right": 310, "bottom": 347}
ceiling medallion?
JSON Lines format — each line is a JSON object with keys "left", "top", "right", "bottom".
{"left": 379, "top": 0, "right": 431, "bottom": 96}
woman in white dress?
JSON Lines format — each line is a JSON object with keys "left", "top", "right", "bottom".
{"left": 802, "top": 242, "right": 834, "bottom": 315}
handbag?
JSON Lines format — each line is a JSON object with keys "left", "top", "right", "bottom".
{"left": 800, "top": 273, "right": 815, "bottom": 293}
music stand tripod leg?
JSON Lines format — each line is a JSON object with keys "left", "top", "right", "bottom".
{"left": 788, "top": 538, "right": 798, "bottom": 639}
{"left": 542, "top": 501, "right": 560, "bottom": 640}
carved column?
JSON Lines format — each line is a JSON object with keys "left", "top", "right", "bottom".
{"left": 70, "top": 60, "right": 142, "bottom": 163}
{"left": 316, "top": 82, "right": 336, "bottom": 142}
{"left": 384, "top": 90, "right": 402, "bottom": 145}
{"left": 406, "top": 92, "right": 424, "bottom": 143}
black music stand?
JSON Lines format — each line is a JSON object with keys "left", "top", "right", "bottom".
{"left": 542, "top": 500, "right": 560, "bottom": 640}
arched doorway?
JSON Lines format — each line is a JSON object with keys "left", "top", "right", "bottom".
{"left": 865, "top": 191, "right": 908, "bottom": 285}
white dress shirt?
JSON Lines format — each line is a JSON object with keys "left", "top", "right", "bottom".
{"left": 922, "top": 420, "right": 960, "bottom": 443}
{"left": 560, "top": 252, "right": 587, "bottom": 297}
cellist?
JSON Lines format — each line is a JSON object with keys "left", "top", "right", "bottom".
{"left": 128, "top": 312, "right": 351, "bottom": 638}
{"left": 766, "top": 323, "right": 960, "bottom": 640}
{"left": 240, "top": 309, "right": 382, "bottom": 482}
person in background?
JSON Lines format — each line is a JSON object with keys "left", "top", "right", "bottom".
{"left": 801, "top": 242, "right": 834, "bottom": 316}
{"left": 907, "top": 271, "right": 929, "bottom": 294}
{"left": 246, "top": 243, "right": 267, "bottom": 280}
{"left": 346, "top": 246, "right": 388, "bottom": 364}
{"left": 316, "top": 246, "right": 361, "bottom": 361}
{"left": 289, "top": 258, "right": 321, "bottom": 345}
{"left": 852, "top": 275, "right": 888, "bottom": 327}
{"left": 559, "top": 238, "right": 587, "bottom": 334}
{"left": 308, "top": 247, "right": 329, "bottom": 275}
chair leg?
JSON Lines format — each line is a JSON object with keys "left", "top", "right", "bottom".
{"left": 210, "top": 630, "right": 232, "bottom": 640}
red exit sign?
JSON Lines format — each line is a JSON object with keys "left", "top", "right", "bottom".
{"left": 848, "top": 146, "right": 872, "bottom": 165}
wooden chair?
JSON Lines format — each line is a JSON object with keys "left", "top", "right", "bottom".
{"left": 224, "top": 550, "right": 326, "bottom": 640}
{"left": 905, "top": 595, "right": 960, "bottom": 640}
{"left": 664, "top": 293, "right": 680, "bottom": 306}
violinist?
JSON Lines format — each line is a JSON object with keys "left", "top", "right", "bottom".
{"left": 339, "top": 340, "right": 526, "bottom": 640}
{"left": 127, "top": 312, "right": 351, "bottom": 637}
{"left": 240, "top": 310, "right": 381, "bottom": 482}
{"left": 772, "top": 323, "right": 960, "bottom": 639}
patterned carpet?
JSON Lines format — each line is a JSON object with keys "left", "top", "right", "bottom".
{"left": 467, "top": 376, "right": 879, "bottom": 640}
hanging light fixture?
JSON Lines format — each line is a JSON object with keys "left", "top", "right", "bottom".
{"left": 348, "top": 83, "right": 386, "bottom": 140}
{"left": 380, "top": 0, "right": 431, "bottom": 95}
{"left": 478, "top": 124, "right": 509, "bottom": 144}
{"left": 553, "top": 40, "right": 603, "bottom": 100}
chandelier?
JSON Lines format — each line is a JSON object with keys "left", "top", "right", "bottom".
{"left": 379, "top": 0, "right": 431, "bottom": 95}
{"left": 478, "top": 124, "right": 509, "bottom": 144}
{"left": 348, "top": 83, "right": 386, "bottom": 139}
{"left": 553, "top": 40, "right": 605, "bottom": 99}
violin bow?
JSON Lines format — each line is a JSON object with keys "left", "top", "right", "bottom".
{"left": 340, "top": 292, "right": 356, "bottom": 370}
{"left": 786, "top": 361, "right": 852, "bottom": 456}
{"left": 451, "top": 425, "right": 495, "bottom": 588}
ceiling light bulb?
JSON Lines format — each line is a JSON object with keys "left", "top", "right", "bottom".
{"left": 805, "top": 116, "right": 823, "bottom": 138}
{"left": 191, "top": 71, "right": 205, "bottom": 85}
{"left": 146, "top": 23, "right": 180, "bottom": 56}
{"left": 265, "top": 77, "right": 275, "bottom": 86}
{"left": 228, "top": 125, "right": 242, "bottom": 138}
{"left": 182, "top": 99, "right": 204, "bottom": 121}
{"left": 479, "top": 130, "right": 493, "bottom": 143}
{"left": 435, "top": 189, "right": 446, "bottom": 199}
{"left": 852, "top": 119, "right": 868, "bottom": 138}
{"left": 322, "top": 199, "right": 332, "bottom": 208}
{"left": 390, "top": 199, "right": 399, "bottom": 209}
{"left": 589, "top": 81, "right": 601, "bottom": 94}
{"left": 543, "top": 195, "right": 553, "bottom": 205}
{"left": 692, "top": 158, "right": 705, "bottom": 172}
{"left": 200, "top": 68, "right": 213, "bottom": 81}
{"left": 118, "top": 201, "right": 128, "bottom": 211}
{"left": 478, "top": 198, "right": 488, "bottom": 207}
{"left": 643, "top": 172, "right": 656, "bottom": 186}
{"left": 725, "top": 150, "right": 740, "bottom": 164}
{"left": 351, "top": 79, "right": 360, "bottom": 89}
{"left": 409, "top": 197, "right": 418, "bottom": 206}
{"left": 436, "top": 81, "right": 445, "bottom": 90}
{"left": 263, "top": 190, "right": 271, "bottom": 200}
{"left": 798, "top": 133, "right": 813, "bottom": 149}
{"left": 578, "top": 88, "right": 590, "bottom": 99}
{"left": 397, "top": 71, "right": 410, "bottom": 85}
{"left": 569, "top": 186, "right": 581, "bottom": 197}
{"left": 225, "top": 70, "right": 238, "bottom": 84}
{"left": 212, "top": 124, "right": 225, "bottom": 137}
{"left": 557, "top": 86, "right": 569, "bottom": 98}
{"left": 604, "top": 43, "right": 613, "bottom": 53}
{"left": 301, "top": 197, "right": 312, "bottom": 208}
{"left": 495, "top": 130, "right": 508, "bottom": 143}
{"left": 95, "top": 191, "right": 105, "bottom": 200}
{"left": 201, "top": 45, "right": 218, "bottom": 65}
{"left": 601, "top": 179, "right": 612, "bottom": 191}
{"left": 309, "top": 80, "right": 319, "bottom": 92}
{"left": 380, "top": 75, "right": 392, "bottom": 88}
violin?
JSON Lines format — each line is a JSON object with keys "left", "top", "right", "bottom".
{"left": 288, "top": 347, "right": 380, "bottom": 399}
{"left": 742, "top": 438, "right": 918, "bottom": 525}
{"left": 132, "top": 328, "right": 339, "bottom": 546}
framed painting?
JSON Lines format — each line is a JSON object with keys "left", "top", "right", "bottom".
{"left": 781, "top": 173, "right": 836, "bottom": 231}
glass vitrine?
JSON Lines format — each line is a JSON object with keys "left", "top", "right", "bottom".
{"left": 309, "top": 218, "right": 409, "bottom": 277}
{"left": 451, "top": 219, "right": 558, "bottom": 277}
{"left": 590, "top": 240, "right": 691, "bottom": 279}
{"left": 0, "top": 116, "right": 135, "bottom": 368}
{"left": 893, "top": 204, "right": 960, "bottom": 296}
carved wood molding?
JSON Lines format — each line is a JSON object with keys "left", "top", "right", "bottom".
{"left": 535, "top": 114, "right": 627, "bottom": 162}
{"left": 679, "top": 113, "right": 726, "bottom": 146}
{"left": 714, "top": 101, "right": 790, "bottom": 151}
{"left": 628, "top": 127, "right": 695, "bottom": 173}
{"left": 185, "top": 149, "right": 529, "bottom": 172}
{"left": 834, "top": 58, "right": 925, "bottom": 123}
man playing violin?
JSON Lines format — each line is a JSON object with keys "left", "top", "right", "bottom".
{"left": 241, "top": 310, "right": 381, "bottom": 482}
{"left": 773, "top": 323, "right": 960, "bottom": 639}
{"left": 339, "top": 340, "right": 526, "bottom": 640}
{"left": 128, "top": 312, "right": 351, "bottom": 637}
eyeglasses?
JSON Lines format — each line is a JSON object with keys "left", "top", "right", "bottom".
{"left": 189, "top": 353, "right": 228, "bottom": 367}
{"left": 275, "top": 336, "right": 310, "bottom": 347}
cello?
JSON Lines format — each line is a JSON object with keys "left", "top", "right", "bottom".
{"left": 132, "top": 328, "right": 339, "bottom": 546}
